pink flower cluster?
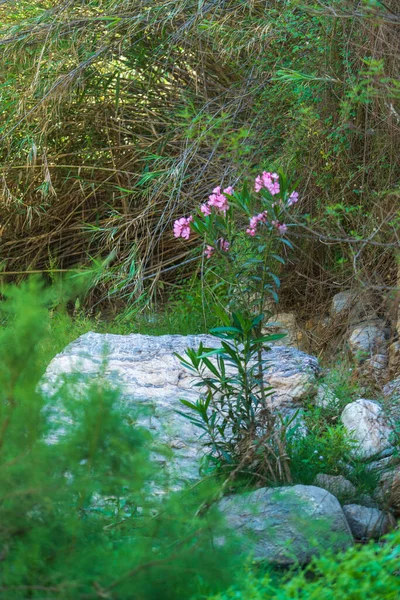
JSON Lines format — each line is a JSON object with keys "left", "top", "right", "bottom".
{"left": 255, "top": 172, "right": 280, "bottom": 195}
{"left": 173, "top": 215, "right": 193, "bottom": 240}
{"left": 173, "top": 184, "right": 233, "bottom": 242}
{"left": 204, "top": 245, "right": 214, "bottom": 258}
{"left": 246, "top": 211, "right": 268, "bottom": 237}
{"left": 204, "top": 238, "right": 230, "bottom": 259}
{"left": 287, "top": 191, "right": 299, "bottom": 206}
{"left": 271, "top": 220, "right": 288, "bottom": 235}
{"left": 201, "top": 185, "right": 234, "bottom": 216}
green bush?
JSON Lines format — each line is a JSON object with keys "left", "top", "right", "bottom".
{"left": 0, "top": 280, "right": 241, "bottom": 599}
{"left": 210, "top": 530, "right": 400, "bottom": 599}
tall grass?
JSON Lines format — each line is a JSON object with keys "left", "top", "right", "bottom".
{"left": 0, "top": 0, "right": 398, "bottom": 315}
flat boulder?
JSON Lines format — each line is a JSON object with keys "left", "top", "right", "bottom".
{"left": 313, "top": 474, "right": 356, "bottom": 499}
{"left": 42, "top": 333, "right": 320, "bottom": 487}
{"left": 216, "top": 485, "right": 353, "bottom": 565}
{"left": 342, "top": 504, "right": 389, "bottom": 540}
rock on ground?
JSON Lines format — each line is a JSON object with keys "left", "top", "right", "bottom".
{"left": 313, "top": 474, "right": 356, "bottom": 499}
{"left": 42, "top": 332, "right": 320, "bottom": 486}
{"left": 216, "top": 485, "right": 353, "bottom": 565}
{"left": 348, "top": 321, "right": 387, "bottom": 360}
{"left": 373, "top": 466, "right": 400, "bottom": 512}
{"left": 262, "top": 312, "right": 301, "bottom": 348}
{"left": 342, "top": 504, "right": 389, "bottom": 540}
{"left": 383, "top": 377, "right": 400, "bottom": 402}
{"left": 314, "top": 384, "right": 340, "bottom": 409}
{"left": 341, "top": 399, "right": 394, "bottom": 460}
{"left": 388, "top": 342, "right": 400, "bottom": 376}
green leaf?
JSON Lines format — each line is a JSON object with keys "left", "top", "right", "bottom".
{"left": 210, "top": 326, "right": 241, "bottom": 335}
{"left": 271, "top": 253, "right": 285, "bottom": 264}
{"left": 180, "top": 399, "right": 200, "bottom": 412}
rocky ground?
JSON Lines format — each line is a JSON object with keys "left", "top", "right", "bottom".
{"left": 42, "top": 288, "right": 400, "bottom": 565}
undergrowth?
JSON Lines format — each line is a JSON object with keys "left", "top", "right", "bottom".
{"left": 1, "top": 278, "right": 399, "bottom": 597}
{"left": 209, "top": 529, "right": 400, "bottom": 600}
{"left": 0, "top": 279, "right": 242, "bottom": 599}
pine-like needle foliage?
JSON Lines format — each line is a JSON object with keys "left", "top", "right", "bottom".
{"left": 0, "top": 279, "right": 240, "bottom": 599}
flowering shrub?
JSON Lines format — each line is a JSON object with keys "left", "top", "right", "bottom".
{"left": 173, "top": 171, "right": 300, "bottom": 482}
{"left": 173, "top": 170, "right": 299, "bottom": 314}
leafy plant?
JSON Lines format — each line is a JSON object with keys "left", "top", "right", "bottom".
{"left": 174, "top": 171, "right": 298, "bottom": 482}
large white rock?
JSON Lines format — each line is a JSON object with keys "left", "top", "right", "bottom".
{"left": 217, "top": 485, "right": 353, "bottom": 565}
{"left": 43, "top": 333, "right": 320, "bottom": 486}
{"left": 341, "top": 399, "right": 394, "bottom": 460}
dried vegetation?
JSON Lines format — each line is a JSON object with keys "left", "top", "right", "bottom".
{"left": 0, "top": 0, "right": 399, "bottom": 313}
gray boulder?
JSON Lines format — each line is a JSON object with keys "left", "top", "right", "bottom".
{"left": 262, "top": 312, "right": 300, "bottom": 348}
{"left": 388, "top": 342, "right": 400, "bottom": 375}
{"left": 382, "top": 377, "right": 400, "bottom": 422}
{"left": 342, "top": 504, "right": 389, "bottom": 540}
{"left": 330, "top": 291, "right": 373, "bottom": 324}
{"left": 348, "top": 321, "right": 387, "bottom": 360}
{"left": 383, "top": 377, "right": 400, "bottom": 402}
{"left": 314, "top": 384, "right": 340, "bottom": 409}
{"left": 373, "top": 466, "right": 400, "bottom": 509}
{"left": 314, "top": 474, "right": 356, "bottom": 499}
{"left": 217, "top": 485, "right": 353, "bottom": 565}
{"left": 341, "top": 399, "right": 394, "bottom": 460}
{"left": 42, "top": 333, "right": 320, "bottom": 486}
{"left": 331, "top": 291, "right": 355, "bottom": 317}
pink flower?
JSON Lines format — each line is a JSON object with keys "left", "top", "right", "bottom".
{"left": 201, "top": 203, "right": 211, "bottom": 216}
{"left": 173, "top": 215, "right": 193, "bottom": 240}
{"left": 204, "top": 245, "right": 214, "bottom": 259}
{"left": 254, "top": 175, "right": 263, "bottom": 193}
{"left": 208, "top": 189, "right": 229, "bottom": 214}
{"left": 223, "top": 186, "right": 234, "bottom": 195}
{"left": 288, "top": 191, "right": 299, "bottom": 206}
{"left": 218, "top": 238, "right": 230, "bottom": 252}
{"left": 269, "top": 182, "right": 280, "bottom": 195}
{"left": 261, "top": 171, "right": 272, "bottom": 186}
{"left": 277, "top": 223, "right": 288, "bottom": 235}
{"left": 254, "top": 171, "right": 281, "bottom": 196}
{"left": 271, "top": 220, "right": 287, "bottom": 235}
{"left": 249, "top": 216, "right": 259, "bottom": 229}
{"left": 248, "top": 211, "right": 267, "bottom": 235}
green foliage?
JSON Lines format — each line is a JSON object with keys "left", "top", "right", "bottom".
{"left": 288, "top": 420, "right": 356, "bottom": 486}
{"left": 175, "top": 174, "right": 298, "bottom": 483}
{"left": 209, "top": 529, "right": 400, "bottom": 599}
{"left": 0, "top": 280, "right": 242, "bottom": 599}
{"left": 0, "top": 0, "right": 398, "bottom": 309}
{"left": 176, "top": 316, "right": 289, "bottom": 482}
